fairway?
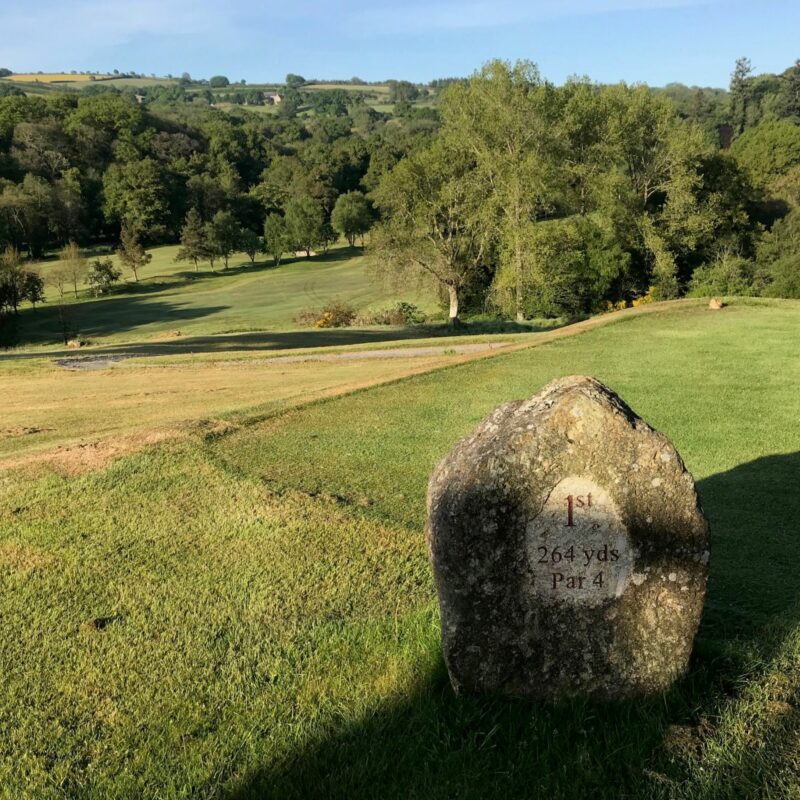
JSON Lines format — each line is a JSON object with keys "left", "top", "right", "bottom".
{"left": 16, "top": 244, "right": 439, "bottom": 349}
{"left": 2, "top": 300, "right": 800, "bottom": 798}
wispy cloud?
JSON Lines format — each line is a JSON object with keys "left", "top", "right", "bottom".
{"left": 1, "top": 0, "right": 233, "bottom": 70}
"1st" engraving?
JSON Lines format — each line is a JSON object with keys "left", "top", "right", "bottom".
{"left": 565, "top": 493, "right": 592, "bottom": 527}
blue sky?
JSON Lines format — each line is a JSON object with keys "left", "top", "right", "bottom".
{"left": 2, "top": 0, "right": 798, "bottom": 87}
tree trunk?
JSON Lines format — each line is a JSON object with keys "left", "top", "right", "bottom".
{"left": 514, "top": 204, "right": 524, "bottom": 323}
{"left": 447, "top": 283, "right": 461, "bottom": 327}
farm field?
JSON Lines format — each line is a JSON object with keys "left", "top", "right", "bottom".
{"left": 16, "top": 243, "right": 441, "bottom": 350}
{"left": 2, "top": 299, "right": 800, "bottom": 798}
{"left": 1, "top": 72, "right": 113, "bottom": 83}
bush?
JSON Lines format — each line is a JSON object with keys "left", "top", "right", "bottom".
{"left": 355, "top": 302, "right": 426, "bottom": 326}
{"left": 294, "top": 302, "right": 358, "bottom": 328}
{"left": 87, "top": 258, "right": 122, "bottom": 296}
{"left": 314, "top": 301, "right": 357, "bottom": 328}
{"left": 293, "top": 307, "right": 320, "bottom": 326}
{"left": 762, "top": 254, "right": 800, "bottom": 298}
{"left": 689, "top": 252, "right": 760, "bottom": 297}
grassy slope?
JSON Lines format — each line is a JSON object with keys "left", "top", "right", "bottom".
{"left": 2, "top": 300, "right": 800, "bottom": 798}
{"left": 17, "top": 244, "right": 439, "bottom": 349}
{"left": 0, "top": 349, "right": 488, "bottom": 460}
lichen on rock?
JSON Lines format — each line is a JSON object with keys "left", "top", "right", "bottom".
{"left": 426, "top": 376, "right": 709, "bottom": 700}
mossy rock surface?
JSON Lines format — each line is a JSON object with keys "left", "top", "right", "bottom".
{"left": 427, "top": 375, "right": 709, "bottom": 700}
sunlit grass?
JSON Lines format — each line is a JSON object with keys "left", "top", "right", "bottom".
{"left": 2, "top": 299, "right": 800, "bottom": 798}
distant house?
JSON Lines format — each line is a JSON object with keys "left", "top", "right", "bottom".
{"left": 264, "top": 92, "right": 283, "bottom": 105}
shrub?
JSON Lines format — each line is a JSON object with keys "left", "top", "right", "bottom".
{"left": 689, "top": 252, "right": 759, "bottom": 297}
{"left": 295, "top": 302, "right": 358, "bottom": 328}
{"left": 87, "top": 258, "right": 122, "bottom": 296}
{"left": 355, "top": 302, "right": 426, "bottom": 326}
{"left": 314, "top": 301, "right": 357, "bottom": 328}
{"left": 293, "top": 307, "right": 321, "bottom": 326}
{"left": 631, "top": 287, "right": 656, "bottom": 307}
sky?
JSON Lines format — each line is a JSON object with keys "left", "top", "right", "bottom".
{"left": 2, "top": 0, "right": 799, "bottom": 87}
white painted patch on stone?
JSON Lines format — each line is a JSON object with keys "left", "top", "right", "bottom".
{"left": 526, "top": 476, "right": 635, "bottom": 607}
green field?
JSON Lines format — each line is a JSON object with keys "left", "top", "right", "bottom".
{"left": 18, "top": 244, "right": 440, "bottom": 350}
{"left": 2, "top": 299, "right": 800, "bottom": 798}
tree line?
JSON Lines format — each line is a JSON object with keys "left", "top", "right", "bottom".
{"left": 1, "top": 56, "right": 800, "bottom": 331}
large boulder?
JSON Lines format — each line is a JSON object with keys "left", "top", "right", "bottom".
{"left": 426, "top": 376, "right": 709, "bottom": 701}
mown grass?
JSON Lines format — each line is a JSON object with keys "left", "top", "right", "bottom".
{"left": 0, "top": 349, "right": 484, "bottom": 460}
{"left": 13, "top": 243, "right": 439, "bottom": 349}
{"left": 2, "top": 300, "right": 800, "bottom": 798}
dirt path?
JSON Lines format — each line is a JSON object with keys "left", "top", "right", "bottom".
{"left": 3, "top": 300, "right": 706, "bottom": 473}
{"left": 54, "top": 342, "right": 512, "bottom": 371}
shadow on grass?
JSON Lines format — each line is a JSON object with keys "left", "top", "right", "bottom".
{"left": 2, "top": 320, "right": 565, "bottom": 359}
{"left": 0, "top": 296, "right": 230, "bottom": 350}
{"left": 222, "top": 452, "right": 800, "bottom": 800}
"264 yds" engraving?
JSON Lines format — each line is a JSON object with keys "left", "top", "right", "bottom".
{"left": 528, "top": 478, "right": 633, "bottom": 604}
{"left": 537, "top": 543, "right": 621, "bottom": 589}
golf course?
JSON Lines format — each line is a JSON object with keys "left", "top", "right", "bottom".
{"left": 2, "top": 297, "right": 800, "bottom": 798}
{"left": 4, "top": 23, "right": 800, "bottom": 798}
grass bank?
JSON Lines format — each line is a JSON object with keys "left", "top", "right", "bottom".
{"left": 2, "top": 299, "right": 800, "bottom": 798}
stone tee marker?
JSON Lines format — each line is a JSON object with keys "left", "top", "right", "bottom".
{"left": 426, "top": 376, "right": 709, "bottom": 700}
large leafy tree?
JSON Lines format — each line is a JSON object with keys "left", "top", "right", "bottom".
{"left": 206, "top": 210, "right": 241, "bottom": 269}
{"left": 263, "top": 213, "right": 289, "bottom": 266}
{"left": 103, "top": 157, "right": 168, "bottom": 237}
{"left": 284, "top": 196, "right": 325, "bottom": 258}
{"left": 331, "top": 191, "right": 371, "bottom": 246}
{"left": 440, "top": 60, "right": 564, "bottom": 320}
{"left": 372, "top": 139, "right": 486, "bottom": 326}
{"left": 599, "top": 85, "right": 716, "bottom": 298}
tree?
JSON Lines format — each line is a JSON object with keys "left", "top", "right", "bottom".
{"left": 599, "top": 85, "right": 715, "bottom": 299}
{"left": 87, "top": 258, "right": 122, "bottom": 295}
{"left": 209, "top": 75, "right": 230, "bottom": 88}
{"left": 730, "top": 57, "right": 753, "bottom": 136}
{"left": 388, "top": 80, "right": 420, "bottom": 105}
{"left": 285, "top": 74, "right": 306, "bottom": 89}
{"left": 331, "top": 191, "right": 371, "bottom": 246}
{"left": 263, "top": 213, "right": 289, "bottom": 266}
{"left": 175, "top": 208, "right": 208, "bottom": 272}
{"left": 781, "top": 59, "right": 800, "bottom": 119}
{"left": 21, "top": 270, "right": 45, "bottom": 309}
{"left": 102, "top": 158, "right": 168, "bottom": 237}
{"left": 117, "top": 225, "right": 151, "bottom": 282}
{"left": 372, "top": 139, "right": 486, "bottom": 326}
{"left": 46, "top": 264, "right": 71, "bottom": 301}
{"left": 0, "top": 245, "right": 24, "bottom": 314}
{"left": 440, "top": 60, "right": 564, "bottom": 320}
{"left": 239, "top": 228, "right": 261, "bottom": 265}
{"left": 59, "top": 242, "right": 88, "bottom": 300}
{"left": 731, "top": 118, "right": 800, "bottom": 190}
{"left": 206, "top": 211, "right": 240, "bottom": 269}
{"left": 284, "top": 196, "right": 325, "bottom": 258}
